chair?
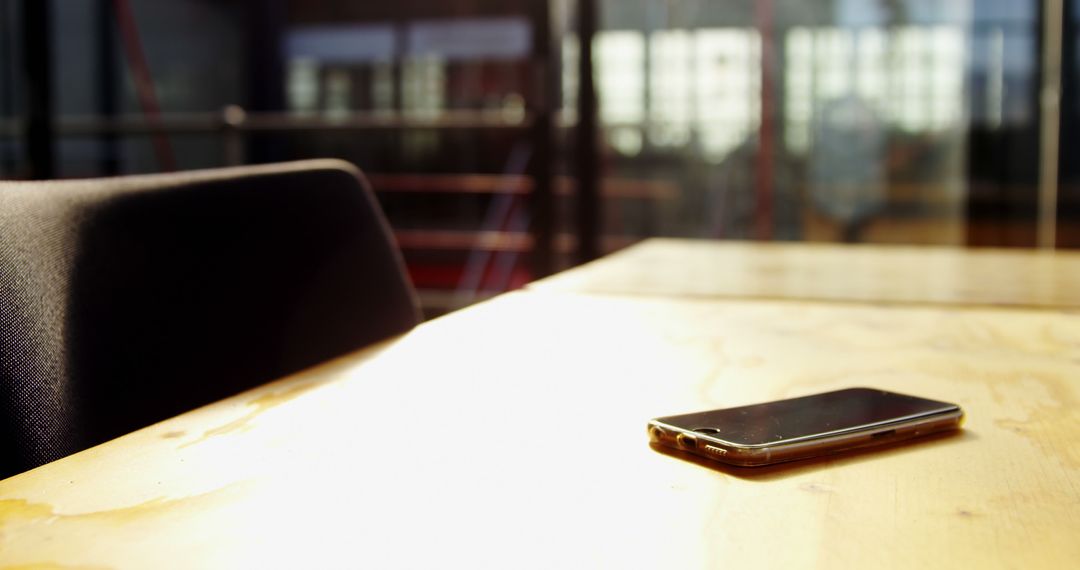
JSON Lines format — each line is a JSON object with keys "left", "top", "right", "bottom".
{"left": 0, "top": 159, "right": 420, "bottom": 478}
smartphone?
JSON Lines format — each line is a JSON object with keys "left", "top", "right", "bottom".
{"left": 648, "top": 388, "right": 964, "bottom": 467}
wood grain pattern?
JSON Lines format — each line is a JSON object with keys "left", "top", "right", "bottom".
{"left": 531, "top": 238, "right": 1080, "bottom": 308}
{"left": 2, "top": 291, "right": 1078, "bottom": 568}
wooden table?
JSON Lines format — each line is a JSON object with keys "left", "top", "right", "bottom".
{"left": 2, "top": 289, "right": 1079, "bottom": 568}
{"left": 532, "top": 238, "right": 1080, "bottom": 309}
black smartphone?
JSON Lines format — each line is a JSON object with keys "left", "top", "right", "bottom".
{"left": 648, "top": 388, "right": 964, "bottom": 467}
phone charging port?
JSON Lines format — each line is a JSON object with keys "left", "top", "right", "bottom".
{"left": 676, "top": 433, "right": 697, "bottom": 449}
{"left": 871, "top": 429, "right": 896, "bottom": 439}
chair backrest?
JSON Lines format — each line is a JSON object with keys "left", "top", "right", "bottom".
{"left": 0, "top": 159, "right": 420, "bottom": 478}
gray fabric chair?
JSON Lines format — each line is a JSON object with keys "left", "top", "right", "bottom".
{"left": 0, "top": 159, "right": 420, "bottom": 478}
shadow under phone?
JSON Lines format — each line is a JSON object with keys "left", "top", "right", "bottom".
{"left": 649, "top": 428, "right": 974, "bottom": 481}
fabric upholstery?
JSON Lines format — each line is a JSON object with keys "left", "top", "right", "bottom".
{"left": 0, "top": 160, "right": 420, "bottom": 478}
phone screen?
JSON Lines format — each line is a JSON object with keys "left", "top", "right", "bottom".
{"left": 656, "top": 388, "right": 959, "bottom": 446}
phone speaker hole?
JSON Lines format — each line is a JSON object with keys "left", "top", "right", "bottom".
{"left": 702, "top": 445, "right": 728, "bottom": 457}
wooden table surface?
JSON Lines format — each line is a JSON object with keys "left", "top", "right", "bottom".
{"left": 2, "top": 291, "right": 1079, "bottom": 568}
{"left": 532, "top": 238, "right": 1080, "bottom": 309}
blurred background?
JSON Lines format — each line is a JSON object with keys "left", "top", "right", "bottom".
{"left": 2, "top": 0, "right": 1078, "bottom": 317}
